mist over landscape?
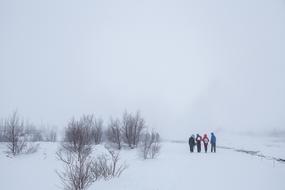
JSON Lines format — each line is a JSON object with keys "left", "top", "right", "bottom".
{"left": 1, "top": 0, "right": 285, "bottom": 139}
{"left": 1, "top": 1, "right": 285, "bottom": 190}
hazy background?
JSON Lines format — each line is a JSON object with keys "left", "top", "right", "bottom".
{"left": 1, "top": 0, "right": 285, "bottom": 139}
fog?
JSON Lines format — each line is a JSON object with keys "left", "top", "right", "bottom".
{"left": 1, "top": 0, "right": 285, "bottom": 139}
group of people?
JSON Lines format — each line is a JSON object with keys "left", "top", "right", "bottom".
{"left": 188, "top": 132, "right": 216, "bottom": 153}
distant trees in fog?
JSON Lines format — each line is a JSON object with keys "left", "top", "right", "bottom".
{"left": 106, "top": 111, "right": 146, "bottom": 150}
{"left": 0, "top": 111, "right": 57, "bottom": 156}
{"left": 0, "top": 110, "right": 161, "bottom": 160}
{"left": 25, "top": 124, "right": 57, "bottom": 142}
{"left": 63, "top": 114, "right": 103, "bottom": 150}
{"left": 141, "top": 131, "right": 161, "bottom": 159}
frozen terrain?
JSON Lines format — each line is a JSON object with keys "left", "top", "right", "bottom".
{"left": 0, "top": 136, "right": 285, "bottom": 190}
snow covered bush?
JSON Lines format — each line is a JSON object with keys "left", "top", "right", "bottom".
{"left": 140, "top": 131, "right": 161, "bottom": 159}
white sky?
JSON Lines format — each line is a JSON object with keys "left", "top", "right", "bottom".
{"left": 1, "top": 0, "right": 285, "bottom": 139}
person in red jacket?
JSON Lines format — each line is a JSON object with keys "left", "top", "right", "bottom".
{"left": 202, "top": 134, "right": 209, "bottom": 153}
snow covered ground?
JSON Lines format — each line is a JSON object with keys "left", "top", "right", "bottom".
{"left": 219, "top": 132, "right": 285, "bottom": 159}
{"left": 0, "top": 137, "right": 285, "bottom": 190}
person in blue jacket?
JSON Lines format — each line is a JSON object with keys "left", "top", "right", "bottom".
{"left": 210, "top": 132, "right": 216, "bottom": 153}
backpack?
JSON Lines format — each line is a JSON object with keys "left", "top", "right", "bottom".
{"left": 196, "top": 136, "right": 201, "bottom": 141}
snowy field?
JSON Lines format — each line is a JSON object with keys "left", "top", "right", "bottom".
{"left": 220, "top": 133, "right": 285, "bottom": 159}
{"left": 0, "top": 137, "right": 285, "bottom": 190}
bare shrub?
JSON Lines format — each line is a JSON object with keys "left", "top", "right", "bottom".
{"left": 106, "top": 118, "right": 122, "bottom": 149}
{"left": 91, "top": 155, "right": 112, "bottom": 180}
{"left": 91, "top": 148, "right": 127, "bottom": 180}
{"left": 57, "top": 119, "right": 127, "bottom": 190}
{"left": 4, "top": 111, "right": 27, "bottom": 155}
{"left": 107, "top": 148, "right": 127, "bottom": 177}
{"left": 75, "top": 115, "right": 103, "bottom": 145}
{"left": 121, "top": 111, "right": 145, "bottom": 148}
{"left": 57, "top": 116, "right": 95, "bottom": 190}
{"left": 140, "top": 131, "right": 161, "bottom": 159}
{"left": 56, "top": 147, "right": 95, "bottom": 190}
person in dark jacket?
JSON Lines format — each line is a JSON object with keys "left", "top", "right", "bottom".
{"left": 210, "top": 132, "right": 216, "bottom": 153}
{"left": 202, "top": 134, "right": 209, "bottom": 153}
{"left": 196, "top": 134, "right": 202, "bottom": 153}
{"left": 188, "top": 135, "right": 195, "bottom": 153}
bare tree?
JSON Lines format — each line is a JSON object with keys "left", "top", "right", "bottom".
{"left": 106, "top": 118, "right": 122, "bottom": 149}
{"left": 121, "top": 111, "right": 145, "bottom": 148}
{"left": 90, "top": 118, "right": 103, "bottom": 145}
{"left": 4, "top": 111, "right": 27, "bottom": 155}
{"left": 63, "top": 117, "right": 92, "bottom": 155}
{"left": 77, "top": 115, "right": 103, "bottom": 145}
{"left": 140, "top": 131, "right": 161, "bottom": 159}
